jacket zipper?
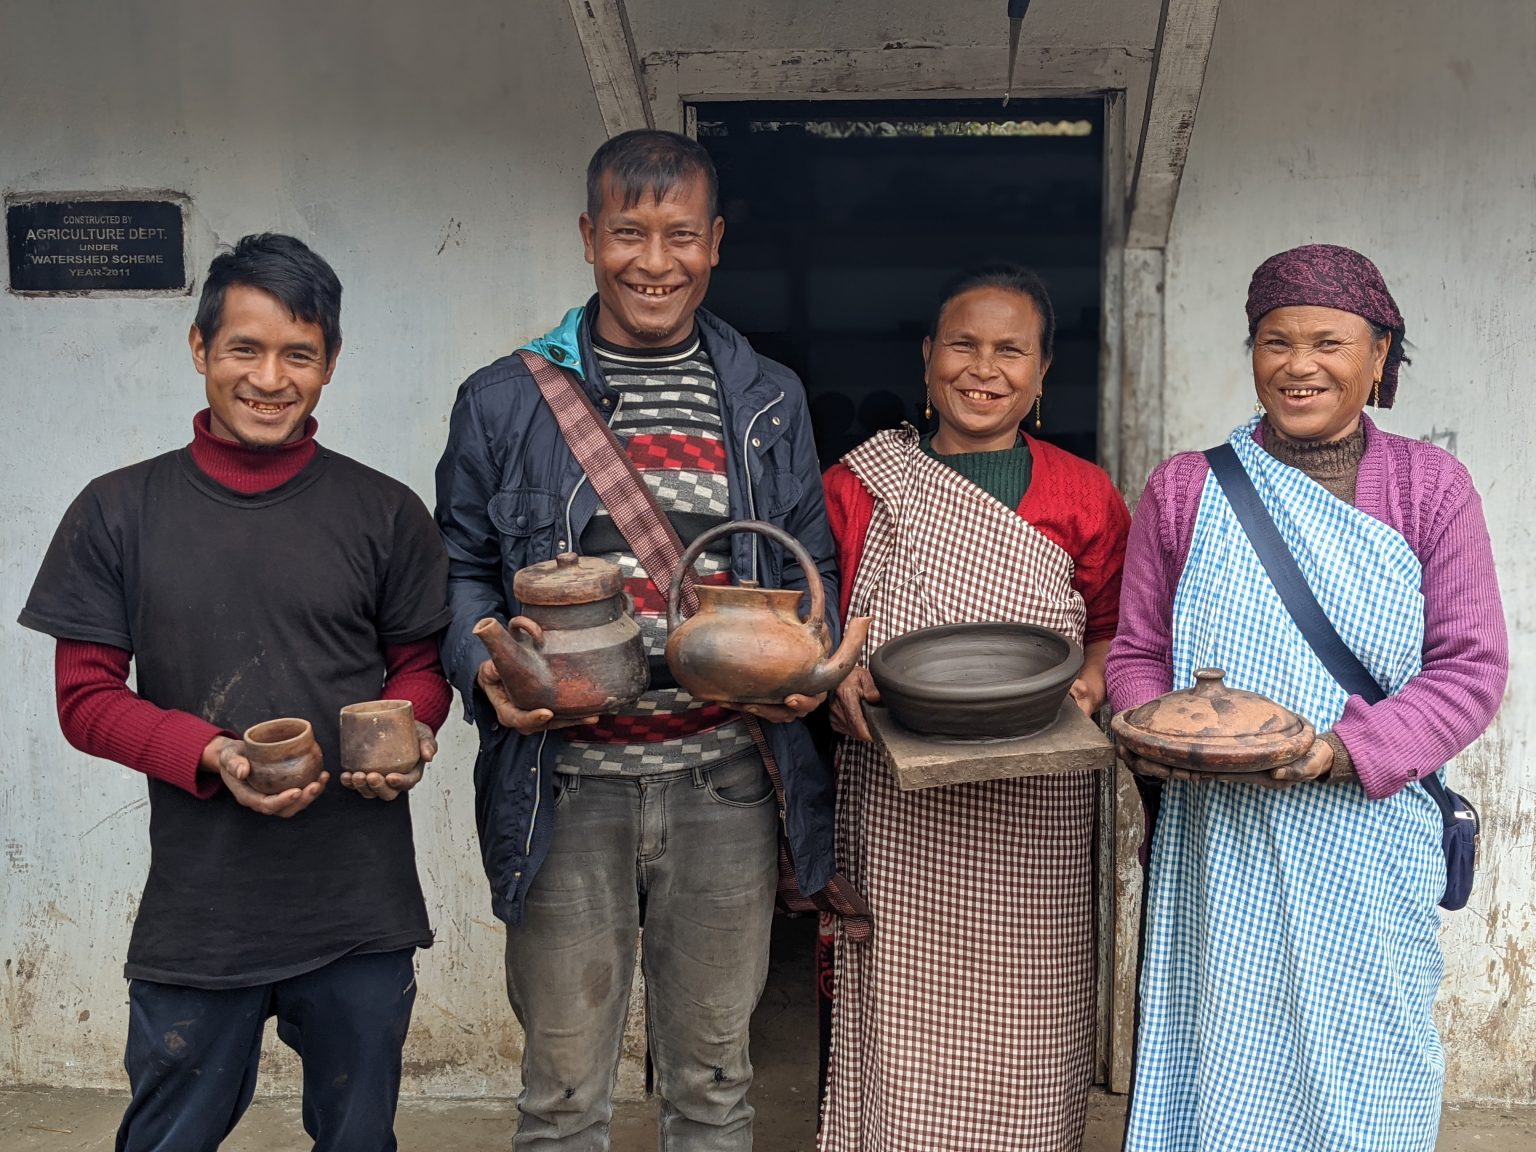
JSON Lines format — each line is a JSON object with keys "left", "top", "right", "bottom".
{"left": 525, "top": 731, "right": 549, "bottom": 859}
{"left": 740, "top": 392, "right": 785, "bottom": 583}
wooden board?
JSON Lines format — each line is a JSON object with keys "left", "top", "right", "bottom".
{"left": 867, "top": 699, "right": 1114, "bottom": 792}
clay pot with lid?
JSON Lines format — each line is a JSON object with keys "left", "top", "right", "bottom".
{"left": 474, "top": 552, "right": 649, "bottom": 719}
{"left": 241, "top": 717, "right": 325, "bottom": 795}
{"left": 1110, "top": 668, "right": 1315, "bottom": 775}
{"left": 664, "top": 519, "right": 872, "bottom": 706}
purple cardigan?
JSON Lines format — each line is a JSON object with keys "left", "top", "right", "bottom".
{"left": 1106, "top": 416, "right": 1508, "bottom": 800}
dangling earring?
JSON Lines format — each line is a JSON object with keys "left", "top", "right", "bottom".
{"left": 1033, "top": 393, "right": 1042, "bottom": 431}
{"left": 1372, "top": 377, "right": 1381, "bottom": 407}
{"left": 924, "top": 391, "right": 933, "bottom": 422}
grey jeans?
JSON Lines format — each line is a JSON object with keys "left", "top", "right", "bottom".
{"left": 504, "top": 751, "right": 779, "bottom": 1152}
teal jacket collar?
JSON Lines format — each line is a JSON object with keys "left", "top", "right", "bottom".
{"left": 520, "top": 306, "right": 587, "bottom": 379}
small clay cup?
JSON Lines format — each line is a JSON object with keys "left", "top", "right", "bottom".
{"left": 339, "top": 699, "right": 420, "bottom": 777}
{"left": 241, "top": 718, "right": 324, "bottom": 795}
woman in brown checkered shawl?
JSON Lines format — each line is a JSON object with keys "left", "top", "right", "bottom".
{"left": 817, "top": 266, "right": 1130, "bottom": 1151}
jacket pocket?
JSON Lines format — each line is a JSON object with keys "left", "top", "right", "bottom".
{"left": 488, "top": 487, "right": 560, "bottom": 571}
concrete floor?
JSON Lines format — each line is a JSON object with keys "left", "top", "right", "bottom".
{"left": 5, "top": 916, "right": 1535, "bottom": 1150}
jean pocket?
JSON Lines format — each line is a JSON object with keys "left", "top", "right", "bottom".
{"left": 703, "top": 753, "right": 774, "bottom": 808}
{"left": 553, "top": 774, "right": 577, "bottom": 811}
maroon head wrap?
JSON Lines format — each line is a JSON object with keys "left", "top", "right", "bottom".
{"left": 1245, "top": 244, "right": 1407, "bottom": 407}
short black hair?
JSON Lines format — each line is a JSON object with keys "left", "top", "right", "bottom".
{"left": 194, "top": 233, "right": 343, "bottom": 363}
{"left": 929, "top": 264, "right": 1056, "bottom": 361}
{"left": 586, "top": 129, "right": 720, "bottom": 223}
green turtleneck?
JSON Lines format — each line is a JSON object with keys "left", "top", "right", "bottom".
{"left": 921, "top": 434, "right": 1033, "bottom": 509}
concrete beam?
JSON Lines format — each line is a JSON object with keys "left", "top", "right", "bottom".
{"left": 566, "top": 0, "right": 653, "bottom": 136}
{"left": 1126, "top": 0, "right": 1222, "bottom": 249}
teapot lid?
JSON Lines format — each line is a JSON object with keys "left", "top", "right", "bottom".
{"left": 513, "top": 553, "right": 623, "bottom": 606}
{"left": 1110, "top": 668, "right": 1314, "bottom": 771}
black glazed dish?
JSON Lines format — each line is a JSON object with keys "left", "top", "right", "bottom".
{"left": 868, "top": 623, "right": 1085, "bottom": 740}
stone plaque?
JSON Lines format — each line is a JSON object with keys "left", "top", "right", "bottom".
{"left": 7, "top": 198, "right": 186, "bottom": 293}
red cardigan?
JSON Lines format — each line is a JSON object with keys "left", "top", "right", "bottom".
{"left": 822, "top": 434, "right": 1130, "bottom": 646}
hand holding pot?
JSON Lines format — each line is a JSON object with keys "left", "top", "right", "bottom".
{"left": 476, "top": 660, "right": 599, "bottom": 736}
{"left": 340, "top": 700, "right": 437, "bottom": 801}
{"left": 201, "top": 733, "right": 328, "bottom": 818}
{"left": 829, "top": 666, "right": 881, "bottom": 742}
{"left": 735, "top": 691, "right": 827, "bottom": 725}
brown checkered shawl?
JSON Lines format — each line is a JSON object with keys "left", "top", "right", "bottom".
{"left": 820, "top": 427, "right": 1094, "bottom": 1152}
{"left": 517, "top": 350, "right": 871, "bottom": 941}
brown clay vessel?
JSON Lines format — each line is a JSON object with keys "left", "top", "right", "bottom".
{"left": 664, "top": 520, "right": 872, "bottom": 705}
{"left": 339, "top": 699, "right": 419, "bottom": 776}
{"left": 241, "top": 717, "right": 324, "bottom": 795}
{"left": 475, "top": 552, "right": 648, "bottom": 719}
{"left": 868, "top": 622, "right": 1083, "bottom": 740}
{"left": 1110, "top": 668, "right": 1315, "bottom": 773}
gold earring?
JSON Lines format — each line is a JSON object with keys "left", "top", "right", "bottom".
{"left": 925, "top": 392, "right": 933, "bottom": 422}
{"left": 1034, "top": 393, "right": 1042, "bottom": 431}
{"left": 1373, "top": 377, "right": 1381, "bottom": 407}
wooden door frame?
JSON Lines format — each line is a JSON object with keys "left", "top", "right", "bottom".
{"left": 565, "top": 2, "right": 1226, "bottom": 1095}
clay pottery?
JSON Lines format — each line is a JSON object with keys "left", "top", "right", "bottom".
{"left": 241, "top": 717, "right": 324, "bottom": 795}
{"left": 1110, "top": 668, "right": 1315, "bottom": 774}
{"left": 664, "top": 519, "right": 872, "bottom": 705}
{"left": 475, "top": 552, "right": 648, "bottom": 719}
{"left": 868, "top": 622, "right": 1084, "bottom": 740}
{"left": 339, "top": 699, "right": 419, "bottom": 777}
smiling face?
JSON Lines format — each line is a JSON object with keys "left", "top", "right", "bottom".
{"left": 579, "top": 171, "right": 723, "bottom": 349}
{"left": 190, "top": 284, "right": 337, "bottom": 447}
{"left": 1251, "top": 306, "right": 1390, "bottom": 443}
{"left": 923, "top": 286, "right": 1051, "bottom": 453}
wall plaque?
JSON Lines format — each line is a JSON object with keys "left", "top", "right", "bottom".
{"left": 6, "top": 198, "right": 187, "bottom": 293}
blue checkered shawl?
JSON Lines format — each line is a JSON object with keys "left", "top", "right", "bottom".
{"left": 1127, "top": 418, "right": 1447, "bottom": 1152}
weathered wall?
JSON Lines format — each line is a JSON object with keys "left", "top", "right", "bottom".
{"left": 0, "top": 0, "right": 604, "bottom": 1095}
{"left": 1163, "top": 0, "right": 1536, "bottom": 1104}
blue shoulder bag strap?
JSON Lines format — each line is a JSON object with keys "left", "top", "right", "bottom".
{"left": 1202, "top": 443, "right": 1454, "bottom": 816}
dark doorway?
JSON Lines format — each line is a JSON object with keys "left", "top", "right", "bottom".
{"left": 699, "top": 98, "right": 1105, "bottom": 465}
{"left": 703, "top": 97, "right": 1109, "bottom": 1121}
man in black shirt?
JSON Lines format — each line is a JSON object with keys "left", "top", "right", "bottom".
{"left": 19, "top": 234, "right": 452, "bottom": 1152}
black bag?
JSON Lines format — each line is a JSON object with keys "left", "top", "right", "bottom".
{"left": 1205, "top": 444, "right": 1479, "bottom": 911}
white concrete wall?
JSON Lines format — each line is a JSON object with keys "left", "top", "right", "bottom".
{"left": 0, "top": 0, "right": 604, "bottom": 1095}
{"left": 1163, "top": 0, "right": 1536, "bottom": 1104}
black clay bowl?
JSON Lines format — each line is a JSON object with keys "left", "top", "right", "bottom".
{"left": 868, "top": 623, "right": 1084, "bottom": 740}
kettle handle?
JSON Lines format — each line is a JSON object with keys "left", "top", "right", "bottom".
{"left": 666, "top": 519, "right": 826, "bottom": 634}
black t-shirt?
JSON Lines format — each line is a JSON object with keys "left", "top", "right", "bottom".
{"left": 19, "top": 446, "right": 452, "bottom": 988}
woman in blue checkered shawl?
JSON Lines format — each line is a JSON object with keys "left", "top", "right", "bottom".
{"left": 1106, "top": 245, "right": 1508, "bottom": 1152}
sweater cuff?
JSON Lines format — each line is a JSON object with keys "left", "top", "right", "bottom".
{"left": 1332, "top": 695, "right": 1410, "bottom": 800}
{"left": 147, "top": 713, "right": 226, "bottom": 799}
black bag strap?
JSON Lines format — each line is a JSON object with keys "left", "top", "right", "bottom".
{"left": 1203, "top": 443, "right": 1453, "bottom": 814}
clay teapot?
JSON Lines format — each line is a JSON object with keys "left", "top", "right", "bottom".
{"left": 474, "top": 552, "right": 648, "bottom": 719}
{"left": 664, "top": 519, "right": 872, "bottom": 705}
{"left": 241, "top": 717, "right": 325, "bottom": 795}
{"left": 1111, "top": 668, "right": 1315, "bottom": 774}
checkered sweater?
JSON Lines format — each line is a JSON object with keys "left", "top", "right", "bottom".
{"left": 554, "top": 335, "right": 754, "bottom": 776}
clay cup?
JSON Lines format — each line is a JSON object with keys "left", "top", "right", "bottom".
{"left": 241, "top": 717, "right": 325, "bottom": 795}
{"left": 339, "top": 700, "right": 420, "bottom": 778}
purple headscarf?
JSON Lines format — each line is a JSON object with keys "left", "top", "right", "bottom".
{"left": 1245, "top": 244, "right": 1407, "bottom": 407}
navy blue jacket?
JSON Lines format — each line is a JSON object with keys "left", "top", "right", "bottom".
{"left": 434, "top": 301, "right": 839, "bottom": 925}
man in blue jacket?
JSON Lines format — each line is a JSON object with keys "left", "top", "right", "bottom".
{"left": 435, "top": 129, "right": 839, "bottom": 1150}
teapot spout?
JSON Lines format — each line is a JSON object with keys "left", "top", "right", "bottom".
{"left": 801, "top": 615, "right": 874, "bottom": 697}
{"left": 473, "top": 617, "right": 556, "bottom": 711}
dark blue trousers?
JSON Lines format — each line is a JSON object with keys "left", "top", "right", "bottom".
{"left": 116, "top": 948, "right": 417, "bottom": 1152}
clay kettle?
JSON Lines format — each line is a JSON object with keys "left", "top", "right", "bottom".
{"left": 664, "top": 519, "right": 872, "bottom": 706}
{"left": 474, "top": 553, "right": 649, "bottom": 719}
{"left": 1111, "top": 668, "right": 1316, "bottom": 773}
